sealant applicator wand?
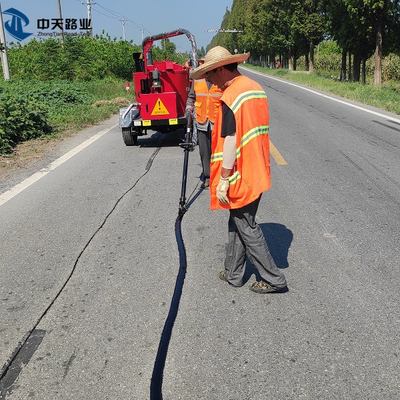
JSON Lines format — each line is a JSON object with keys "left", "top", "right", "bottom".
{"left": 178, "top": 112, "right": 195, "bottom": 216}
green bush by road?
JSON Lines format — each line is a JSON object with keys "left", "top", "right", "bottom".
{"left": 0, "top": 79, "right": 130, "bottom": 154}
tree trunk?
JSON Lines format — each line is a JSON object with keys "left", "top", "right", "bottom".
{"left": 309, "top": 41, "right": 314, "bottom": 73}
{"left": 361, "top": 57, "right": 366, "bottom": 84}
{"left": 340, "top": 50, "right": 347, "bottom": 81}
{"left": 288, "top": 49, "right": 293, "bottom": 71}
{"left": 353, "top": 53, "right": 361, "bottom": 82}
{"left": 270, "top": 52, "right": 275, "bottom": 68}
{"left": 305, "top": 52, "right": 309, "bottom": 71}
{"left": 374, "top": 24, "right": 383, "bottom": 86}
{"left": 348, "top": 53, "right": 352, "bottom": 81}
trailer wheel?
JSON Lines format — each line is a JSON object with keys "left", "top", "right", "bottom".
{"left": 122, "top": 128, "right": 138, "bottom": 146}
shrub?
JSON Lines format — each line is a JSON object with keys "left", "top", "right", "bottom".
{"left": 5, "top": 34, "right": 141, "bottom": 81}
{"left": 0, "top": 97, "right": 50, "bottom": 153}
{"left": 382, "top": 53, "right": 400, "bottom": 81}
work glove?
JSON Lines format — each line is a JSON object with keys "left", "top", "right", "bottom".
{"left": 185, "top": 106, "right": 193, "bottom": 118}
{"left": 216, "top": 177, "right": 230, "bottom": 204}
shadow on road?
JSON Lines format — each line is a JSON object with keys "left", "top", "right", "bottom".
{"left": 137, "top": 129, "right": 186, "bottom": 148}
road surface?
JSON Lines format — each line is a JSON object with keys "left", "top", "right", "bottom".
{"left": 1, "top": 68, "right": 399, "bottom": 399}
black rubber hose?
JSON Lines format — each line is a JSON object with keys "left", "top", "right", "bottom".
{"left": 150, "top": 214, "right": 187, "bottom": 400}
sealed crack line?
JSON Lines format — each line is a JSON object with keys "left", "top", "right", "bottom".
{"left": 0, "top": 144, "right": 164, "bottom": 389}
{"left": 0, "top": 329, "right": 46, "bottom": 399}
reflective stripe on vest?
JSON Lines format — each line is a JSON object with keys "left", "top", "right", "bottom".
{"left": 210, "top": 124, "right": 269, "bottom": 164}
{"left": 230, "top": 90, "right": 268, "bottom": 114}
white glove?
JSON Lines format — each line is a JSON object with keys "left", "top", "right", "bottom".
{"left": 216, "top": 177, "right": 230, "bottom": 204}
{"left": 185, "top": 106, "right": 193, "bottom": 117}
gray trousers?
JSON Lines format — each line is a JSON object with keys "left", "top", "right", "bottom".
{"left": 224, "top": 196, "right": 287, "bottom": 288}
{"left": 197, "top": 126, "right": 211, "bottom": 179}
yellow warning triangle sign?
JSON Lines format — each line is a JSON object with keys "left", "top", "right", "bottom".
{"left": 151, "top": 98, "right": 170, "bottom": 116}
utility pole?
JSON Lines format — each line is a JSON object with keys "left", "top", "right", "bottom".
{"left": 119, "top": 16, "right": 126, "bottom": 41}
{"left": 57, "top": 0, "right": 64, "bottom": 45}
{"left": 84, "top": 0, "right": 95, "bottom": 37}
{"left": 0, "top": 0, "right": 10, "bottom": 80}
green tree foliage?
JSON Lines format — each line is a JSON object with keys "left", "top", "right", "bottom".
{"left": 5, "top": 33, "right": 142, "bottom": 81}
{"left": 151, "top": 38, "right": 187, "bottom": 65}
{"left": 210, "top": 0, "right": 399, "bottom": 84}
{"left": 198, "top": 47, "right": 206, "bottom": 58}
{"left": 210, "top": 0, "right": 326, "bottom": 70}
{"left": 325, "top": 0, "right": 400, "bottom": 84}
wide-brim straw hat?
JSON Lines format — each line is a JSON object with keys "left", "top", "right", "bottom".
{"left": 190, "top": 46, "right": 249, "bottom": 80}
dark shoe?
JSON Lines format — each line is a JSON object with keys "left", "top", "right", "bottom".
{"left": 249, "top": 281, "right": 288, "bottom": 294}
{"left": 219, "top": 270, "right": 243, "bottom": 287}
{"left": 219, "top": 270, "right": 229, "bottom": 283}
{"left": 200, "top": 178, "right": 209, "bottom": 189}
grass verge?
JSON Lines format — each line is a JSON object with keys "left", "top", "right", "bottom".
{"left": 47, "top": 81, "right": 131, "bottom": 133}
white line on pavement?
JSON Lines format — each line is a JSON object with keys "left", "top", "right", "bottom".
{"left": 0, "top": 124, "right": 118, "bottom": 207}
{"left": 243, "top": 67, "right": 400, "bottom": 124}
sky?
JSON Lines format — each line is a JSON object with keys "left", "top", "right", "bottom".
{"left": 1, "top": 0, "right": 233, "bottom": 52}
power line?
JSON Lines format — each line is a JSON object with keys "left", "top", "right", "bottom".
{"left": 90, "top": 1, "right": 150, "bottom": 41}
{"left": 95, "top": 2, "right": 143, "bottom": 29}
{"left": 95, "top": 2, "right": 121, "bottom": 18}
{"left": 91, "top": 7, "right": 119, "bottom": 21}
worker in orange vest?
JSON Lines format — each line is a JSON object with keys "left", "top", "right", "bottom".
{"left": 190, "top": 46, "right": 287, "bottom": 294}
{"left": 184, "top": 58, "right": 193, "bottom": 69}
{"left": 186, "top": 59, "right": 223, "bottom": 188}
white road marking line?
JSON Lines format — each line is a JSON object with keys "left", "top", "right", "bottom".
{"left": 244, "top": 68, "right": 400, "bottom": 124}
{"left": 0, "top": 124, "right": 117, "bottom": 207}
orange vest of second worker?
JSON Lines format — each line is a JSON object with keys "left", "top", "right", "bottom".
{"left": 193, "top": 79, "right": 222, "bottom": 124}
{"left": 210, "top": 75, "right": 271, "bottom": 210}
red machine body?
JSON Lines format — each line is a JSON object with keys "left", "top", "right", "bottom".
{"left": 119, "top": 29, "right": 198, "bottom": 146}
{"left": 134, "top": 60, "right": 189, "bottom": 120}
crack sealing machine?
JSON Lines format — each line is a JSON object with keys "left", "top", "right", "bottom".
{"left": 119, "top": 28, "right": 198, "bottom": 146}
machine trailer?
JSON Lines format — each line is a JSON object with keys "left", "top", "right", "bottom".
{"left": 119, "top": 28, "right": 197, "bottom": 145}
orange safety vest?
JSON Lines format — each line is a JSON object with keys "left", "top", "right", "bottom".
{"left": 210, "top": 75, "right": 271, "bottom": 210}
{"left": 194, "top": 79, "right": 222, "bottom": 124}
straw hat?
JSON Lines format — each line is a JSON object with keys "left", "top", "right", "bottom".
{"left": 190, "top": 46, "right": 249, "bottom": 80}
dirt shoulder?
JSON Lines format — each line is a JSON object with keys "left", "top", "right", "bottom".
{"left": 0, "top": 113, "right": 120, "bottom": 189}
{"left": 0, "top": 135, "right": 67, "bottom": 183}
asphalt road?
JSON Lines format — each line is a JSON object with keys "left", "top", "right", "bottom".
{"left": 1, "top": 69, "right": 399, "bottom": 400}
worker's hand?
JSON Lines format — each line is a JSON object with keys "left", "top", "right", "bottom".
{"left": 216, "top": 177, "right": 230, "bottom": 204}
{"left": 185, "top": 106, "right": 193, "bottom": 118}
